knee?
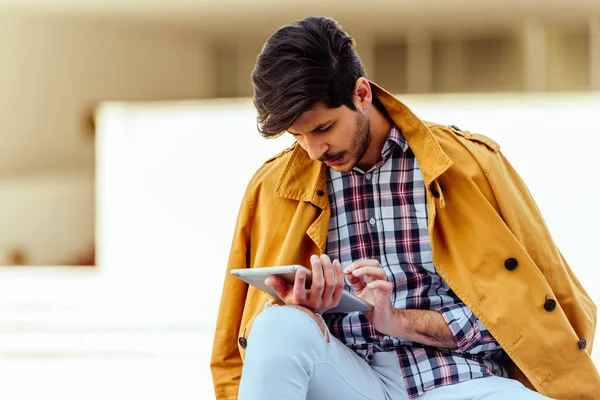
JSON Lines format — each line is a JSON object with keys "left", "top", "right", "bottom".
{"left": 248, "top": 305, "right": 330, "bottom": 347}
{"left": 242, "top": 306, "right": 330, "bottom": 374}
{"left": 286, "top": 305, "right": 329, "bottom": 341}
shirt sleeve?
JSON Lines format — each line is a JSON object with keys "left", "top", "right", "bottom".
{"left": 438, "top": 302, "right": 502, "bottom": 354}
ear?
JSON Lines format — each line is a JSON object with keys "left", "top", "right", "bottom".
{"left": 353, "top": 77, "right": 372, "bottom": 111}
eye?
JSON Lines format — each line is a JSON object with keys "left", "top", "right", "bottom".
{"left": 316, "top": 125, "right": 332, "bottom": 133}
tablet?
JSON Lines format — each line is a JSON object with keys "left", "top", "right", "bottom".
{"left": 230, "top": 265, "right": 373, "bottom": 314}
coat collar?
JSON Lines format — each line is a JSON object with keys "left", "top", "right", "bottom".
{"left": 275, "top": 82, "right": 453, "bottom": 208}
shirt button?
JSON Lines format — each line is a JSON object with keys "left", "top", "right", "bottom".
{"left": 578, "top": 337, "right": 587, "bottom": 351}
{"left": 544, "top": 299, "right": 557, "bottom": 312}
{"left": 369, "top": 217, "right": 376, "bottom": 226}
{"left": 504, "top": 258, "right": 518, "bottom": 271}
{"left": 238, "top": 337, "right": 247, "bottom": 349}
{"left": 366, "top": 173, "right": 372, "bottom": 180}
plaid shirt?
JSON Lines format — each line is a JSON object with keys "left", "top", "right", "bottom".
{"left": 324, "top": 126, "right": 507, "bottom": 398}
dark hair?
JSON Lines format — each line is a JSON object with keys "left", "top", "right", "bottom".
{"left": 252, "top": 16, "right": 365, "bottom": 138}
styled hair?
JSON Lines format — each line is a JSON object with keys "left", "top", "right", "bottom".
{"left": 252, "top": 16, "right": 365, "bottom": 138}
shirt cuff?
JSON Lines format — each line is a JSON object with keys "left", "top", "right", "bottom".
{"left": 438, "top": 302, "right": 482, "bottom": 353}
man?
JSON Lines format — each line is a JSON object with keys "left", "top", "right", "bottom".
{"left": 211, "top": 16, "right": 600, "bottom": 399}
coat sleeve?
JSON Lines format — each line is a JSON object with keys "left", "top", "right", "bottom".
{"left": 210, "top": 183, "right": 255, "bottom": 400}
{"left": 486, "top": 151, "right": 597, "bottom": 351}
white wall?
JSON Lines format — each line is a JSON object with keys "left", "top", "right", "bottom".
{"left": 95, "top": 99, "right": 293, "bottom": 286}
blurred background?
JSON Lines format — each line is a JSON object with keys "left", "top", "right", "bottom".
{"left": 0, "top": 0, "right": 599, "bottom": 399}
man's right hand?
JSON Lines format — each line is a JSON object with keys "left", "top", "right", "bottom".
{"left": 265, "top": 254, "right": 344, "bottom": 314}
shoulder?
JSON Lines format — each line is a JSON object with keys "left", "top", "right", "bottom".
{"left": 246, "top": 143, "right": 298, "bottom": 192}
{"left": 263, "top": 143, "right": 298, "bottom": 164}
{"left": 423, "top": 121, "right": 502, "bottom": 176}
{"left": 424, "top": 122, "right": 501, "bottom": 154}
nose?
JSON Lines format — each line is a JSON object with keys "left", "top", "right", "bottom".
{"left": 304, "top": 136, "right": 328, "bottom": 161}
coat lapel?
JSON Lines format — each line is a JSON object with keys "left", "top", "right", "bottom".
{"left": 275, "top": 145, "right": 329, "bottom": 253}
{"left": 370, "top": 82, "right": 453, "bottom": 186}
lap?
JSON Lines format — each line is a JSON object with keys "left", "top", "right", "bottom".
{"left": 308, "top": 336, "right": 408, "bottom": 400}
{"left": 246, "top": 306, "right": 408, "bottom": 400}
{"left": 246, "top": 307, "right": 549, "bottom": 400}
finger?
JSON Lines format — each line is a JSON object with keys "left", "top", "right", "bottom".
{"left": 352, "top": 266, "right": 388, "bottom": 281}
{"left": 265, "top": 276, "right": 293, "bottom": 302}
{"left": 331, "top": 259, "right": 345, "bottom": 304}
{"left": 320, "top": 254, "right": 336, "bottom": 299}
{"left": 344, "top": 269, "right": 366, "bottom": 294}
{"left": 310, "top": 254, "right": 325, "bottom": 299}
{"left": 344, "top": 258, "right": 381, "bottom": 275}
{"left": 292, "top": 268, "right": 308, "bottom": 305}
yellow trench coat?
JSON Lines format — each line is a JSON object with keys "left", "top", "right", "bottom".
{"left": 210, "top": 83, "right": 600, "bottom": 399}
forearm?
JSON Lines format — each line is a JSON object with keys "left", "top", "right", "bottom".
{"left": 390, "top": 308, "right": 458, "bottom": 349}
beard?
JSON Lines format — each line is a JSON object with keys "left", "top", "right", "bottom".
{"left": 320, "top": 111, "right": 371, "bottom": 171}
{"left": 350, "top": 111, "right": 372, "bottom": 169}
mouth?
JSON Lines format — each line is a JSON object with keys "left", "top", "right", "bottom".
{"left": 324, "top": 155, "right": 344, "bottom": 167}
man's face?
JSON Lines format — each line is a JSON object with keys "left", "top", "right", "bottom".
{"left": 287, "top": 102, "right": 371, "bottom": 172}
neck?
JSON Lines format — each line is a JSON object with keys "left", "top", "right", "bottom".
{"left": 356, "top": 103, "right": 392, "bottom": 171}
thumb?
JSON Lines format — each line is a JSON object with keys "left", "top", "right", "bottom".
{"left": 265, "top": 276, "right": 292, "bottom": 300}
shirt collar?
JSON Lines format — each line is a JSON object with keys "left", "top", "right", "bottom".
{"left": 349, "top": 126, "right": 408, "bottom": 175}
{"left": 382, "top": 125, "right": 409, "bottom": 157}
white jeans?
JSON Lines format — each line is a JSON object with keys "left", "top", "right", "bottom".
{"left": 238, "top": 306, "right": 552, "bottom": 400}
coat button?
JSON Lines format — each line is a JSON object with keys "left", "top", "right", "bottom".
{"left": 431, "top": 188, "right": 440, "bottom": 198}
{"left": 504, "top": 258, "right": 518, "bottom": 271}
{"left": 578, "top": 337, "right": 587, "bottom": 351}
{"left": 317, "top": 189, "right": 325, "bottom": 197}
{"left": 544, "top": 299, "right": 557, "bottom": 312}
{"left": 238, "top": 337, "right": 247, "bottom": 349}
